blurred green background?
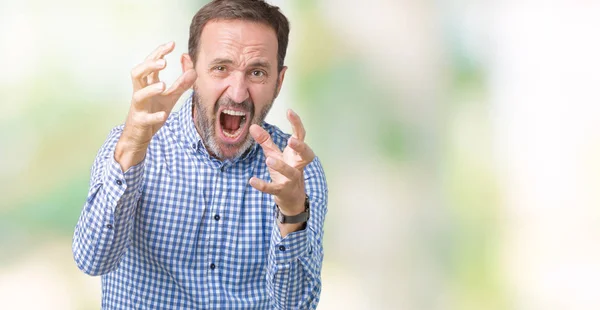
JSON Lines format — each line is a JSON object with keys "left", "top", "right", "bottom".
{"left": 2, "top": 0, "right": 600, "bottom": 309}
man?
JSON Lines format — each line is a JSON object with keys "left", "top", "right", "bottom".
{"left": 72, "top": 0, "right": 328, "bottom": 309}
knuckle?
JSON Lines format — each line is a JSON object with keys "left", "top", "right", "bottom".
{"left": 297, "top": 143, "right": 306, "bottom": 153}
{"left": 264, "top": 185, "right": 274, "bottom": 194}
{"left": 290, "top": 168, "right": 300, "bottom": 179}
{"left": 147, "top": 114, "right": 162, "bottom": 125}
{"left": 282, "top": 179, "right": 293, "bottom": 188}
{"left": 259, "top": 132, "right": 270, "bottom": 143}
{"left": 274, "top": 185, "right": 283, "bottom": 194}
{"left": 131, "top": 112, "right": 145, "bottom": 125}
{"left": 261, "top": 184, "right": 269, "bottom": 192}
{"left": 132, "top": 91, "right": 142, "bottom": 103}
{"left": 269, "top": 183, "right": 279, "bottom": 191}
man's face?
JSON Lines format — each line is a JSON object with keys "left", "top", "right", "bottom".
{"left": 183, "top": 19, "right": 286, "bottom": 160}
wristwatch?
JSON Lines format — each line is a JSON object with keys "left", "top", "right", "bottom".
{"left": 276, "top": 194, "right": 310, "bottom": 224}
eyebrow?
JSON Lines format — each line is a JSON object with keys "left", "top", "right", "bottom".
{"left": 209, "top": 58, "right": 234, "bottom": 66}
{"left": 248, "top": 60, "right": 271, "bottom": 70}
{"left": 208, "top": 58, "right": 271, "bottom": 70}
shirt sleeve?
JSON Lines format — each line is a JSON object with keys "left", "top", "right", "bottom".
{"left": 72, "top": 125, "right": 145, "bottom": 276}
{"left": 266, "top": 157, "right": 328, "bottom": 310}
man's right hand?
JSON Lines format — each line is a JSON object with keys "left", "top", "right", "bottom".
{"left": 115, "top": 42, "right": 197, "bottom": 172}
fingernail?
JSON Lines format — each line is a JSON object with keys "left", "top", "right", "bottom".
{"left": 266, "top": 157, "right": 275, "bottom": 166}
{"left": 154, "top": 82, "right": 164, "bottom": 90}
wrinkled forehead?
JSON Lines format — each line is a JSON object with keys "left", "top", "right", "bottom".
{"left": 198, "top": 19, "right": 278, "bottom": 66}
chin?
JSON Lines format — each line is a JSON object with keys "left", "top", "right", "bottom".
{"left": 210, "top": 135, "right": 254, "bottom": 160}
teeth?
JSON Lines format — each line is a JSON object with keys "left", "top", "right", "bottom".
{"left": 221, "top": 110, "right": 248, "bottom": 139}
{"left": 223, "top": 109, "right": 245, "bottom": 116}
{"left": 223, "top": 125, "right": 244, "bottom": 138}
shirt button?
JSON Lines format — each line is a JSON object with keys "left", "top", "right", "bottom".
{"left": 210, "top": 263, "right": 216, "bottom": 270}
{"left": 116, "top": 179, "right": 123, "bottom": 186}
{"left": 214, "top": 214, "right": 220, "bottom": 221}
{"left": 106, "top": 224, "right": 114, "bottom": 229}
{"left": 278, "top": 245, "right": 286, "bottom": 252}
{"left": 192, "top": 143, "right": 197, "bottom": 150}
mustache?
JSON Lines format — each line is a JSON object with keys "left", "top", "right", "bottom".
{"left": 215, "top": 97, "right": 254, "bottom": 114}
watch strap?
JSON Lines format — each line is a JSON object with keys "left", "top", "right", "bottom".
{"left": 276, "top": 195, "right": 310, "bottom": 224}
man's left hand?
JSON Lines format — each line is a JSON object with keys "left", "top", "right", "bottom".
{"left": 249, "top": 109, "right": 315, "bottom": 219}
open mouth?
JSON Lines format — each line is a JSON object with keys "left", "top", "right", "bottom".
{"left": 218, "top": 108, "right": 250, "bottom": 142}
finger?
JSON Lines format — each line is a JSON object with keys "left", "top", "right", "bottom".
{"left": 250, "top": 124, "right": 282, "bottom": 155}
{"left": 249, "top": 177, "right": 280, "bottom": 195}
{"left": 131, "top": 59, "right": 166, "bottom": 90}
{"left": 145, "top": 41, "right": 175, "bottom": 62}
{"left": 288, "top": 137, "right": 315, "bottom": 164}
{"left": 287, "top": 109, "right": 306, "bottom": 141}
{"left": 142, "top": 111, "right": 168, "bottom": 125}
{"left": 132, "top": 82, "right": 165, "bottom": 106}
{"left": 145, "top": 42, "right": 175, "bottom": 84}
{"left": 163, "top": 69, "right": 197, "bottom": 97}
{"left": 266, "top": 157, "right": 300, "bottom": 180}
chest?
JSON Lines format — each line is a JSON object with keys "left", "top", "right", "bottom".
{"left": 133, "top": 144, "right": 276, "bottom": 270}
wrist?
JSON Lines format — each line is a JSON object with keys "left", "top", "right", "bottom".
{"left": 275, "top": 194, "right": 309, "bottom": 224}
{"left": 275, "top": 193, "right": 306, "bottom": 216}
{"left": 115, "top": 134, "right": 149, "bottom": 172}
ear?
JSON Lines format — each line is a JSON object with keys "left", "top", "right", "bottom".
{"left": 181, "top": 53, "right": 194, "bottom": 72}
{"left": 274, "top": 66, "right": 287, "bottom": 98}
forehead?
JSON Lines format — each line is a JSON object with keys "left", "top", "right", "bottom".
{"left": 199, "top": 19, "right": 278, "bottom": 63}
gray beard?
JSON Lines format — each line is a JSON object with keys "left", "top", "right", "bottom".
{"left": 192, "top": 90, "right": 273, "bottom": 160}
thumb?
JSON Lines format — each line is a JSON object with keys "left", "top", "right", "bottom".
{"left": 163, "top": 69, "right": 197, "bottom": 99}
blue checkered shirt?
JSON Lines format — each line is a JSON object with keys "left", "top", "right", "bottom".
{"left": 72, "top": 96, "right": 328, "bottom": 309}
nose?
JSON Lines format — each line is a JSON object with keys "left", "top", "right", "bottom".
{"left": 225, "top": 71, "right": 250, "bottom": 104}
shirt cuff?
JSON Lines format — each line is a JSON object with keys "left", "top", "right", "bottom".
{"left": 270, "top": 223, "right": 310, "bottom": 265}
{"left": 102, "top": 155, "right": 145, "bottom": 214}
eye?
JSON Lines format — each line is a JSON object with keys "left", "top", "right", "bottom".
{"left": 251, "top": 70, "right": 265, "bottom": 77}
{"left": 210, "top": 65, "right": 227, "bottom": 73}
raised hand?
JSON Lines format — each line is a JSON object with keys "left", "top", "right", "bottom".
{"left": 249, "top": 110, "right": 315, "bottom": 230}
{"left": 115, "top": 42, "right": 197, "bottom": 171}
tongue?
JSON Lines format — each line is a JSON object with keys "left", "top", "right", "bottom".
{"left": 222, "top": 114, "right": 242, "bottom": 132}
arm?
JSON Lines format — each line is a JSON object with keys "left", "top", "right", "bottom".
{"left": 72, "top": 126, "right": 145, "bottom": 276}
{"left": 72, "top": 41, "right": 196, "bottom": 276}
{"left": 249, "top": 110, "right": 328, "bottom": 309}
{"left": 266, "top": 160, "right": 328, "bottom": 309}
